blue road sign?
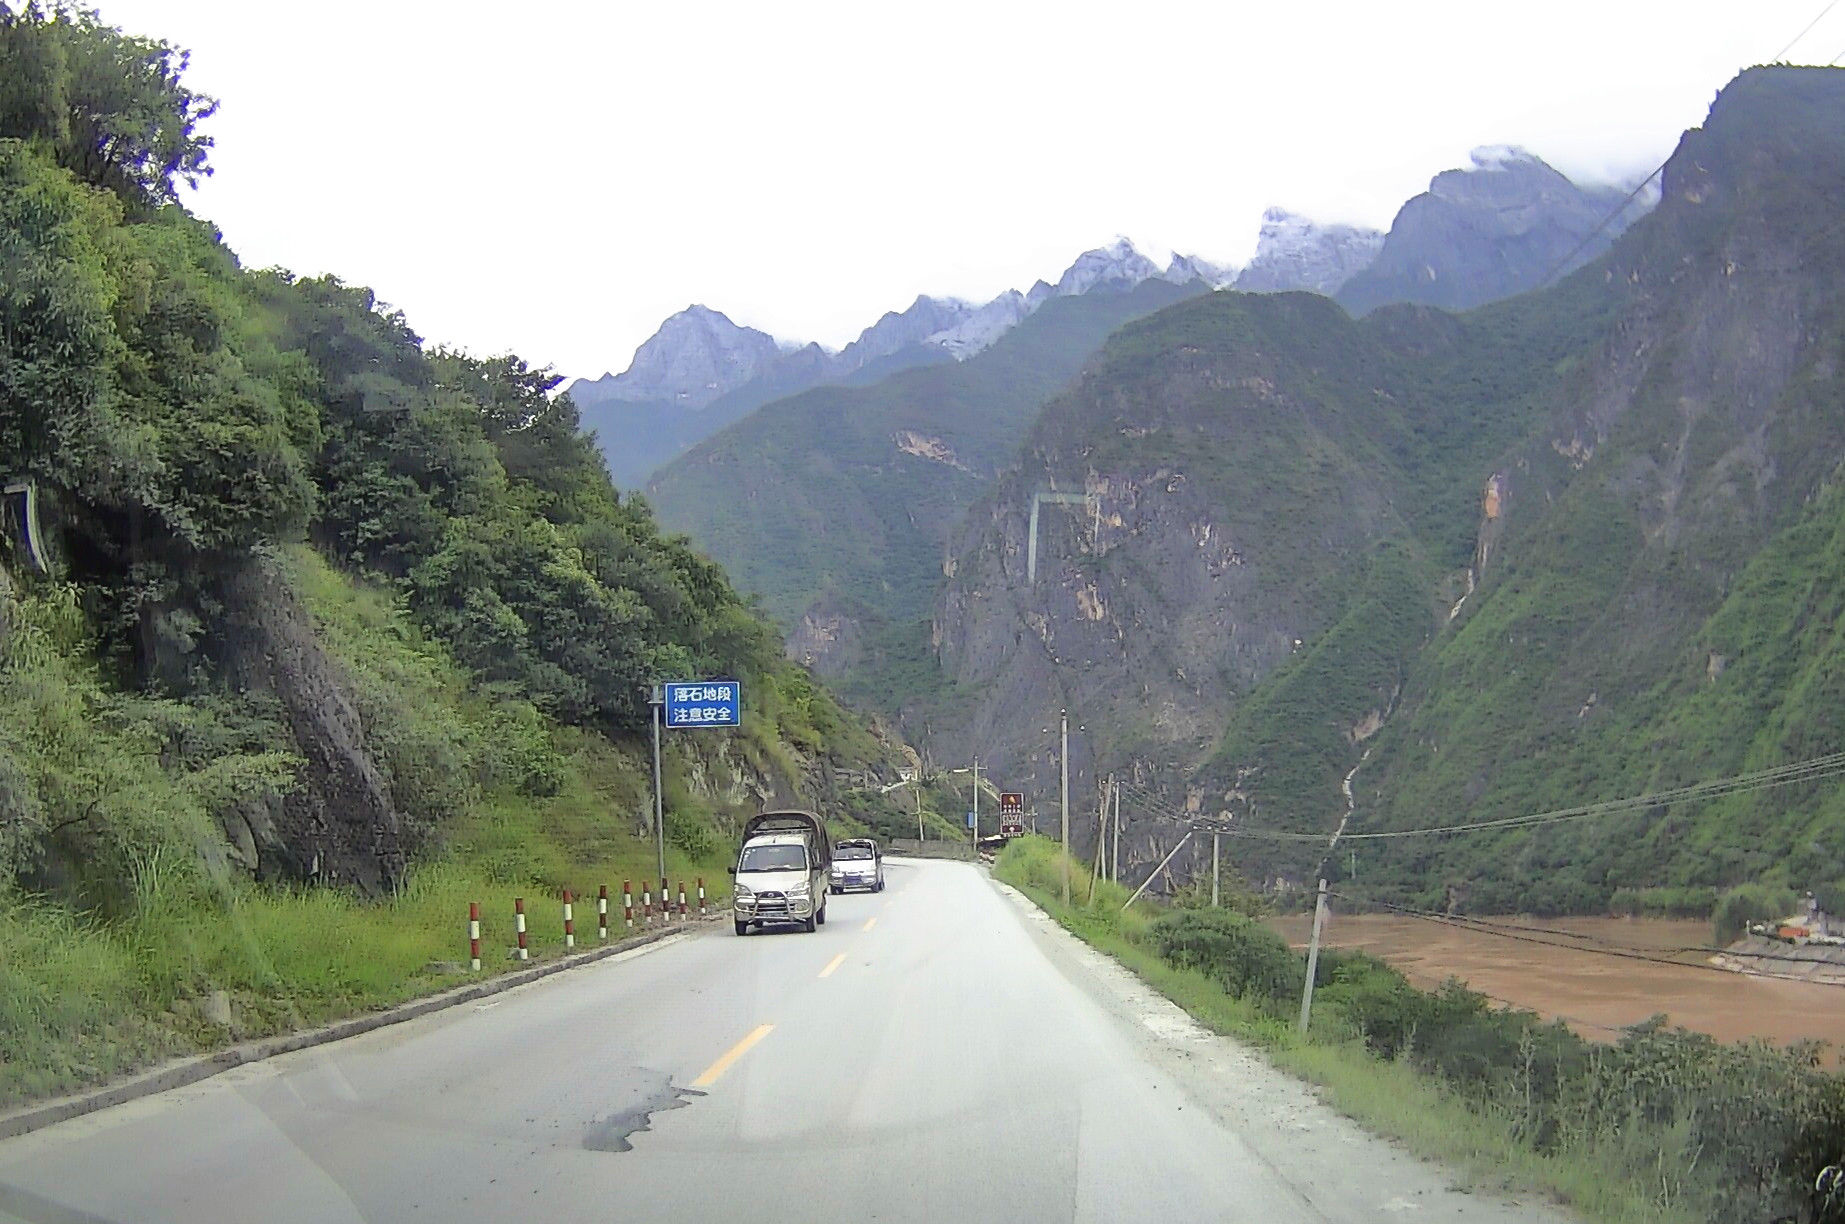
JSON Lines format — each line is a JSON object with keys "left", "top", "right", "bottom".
{"left": 663, "top": 680, "right": 741, "bottom": 729}
{"left": 966, "top": 810, "right": 977, "bottom": 829}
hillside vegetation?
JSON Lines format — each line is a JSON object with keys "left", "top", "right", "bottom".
{"left": 646, "top": 278, "right": 1205, "bottom": 700}
{"left": 995, "top": 838, "right": 1845, "bottom": 1224}
{"left": 927, "top": 67, "right": 1845, "bottom": 912}
{"left": 0, "top": 3, "right": 902, "bottom": 1105}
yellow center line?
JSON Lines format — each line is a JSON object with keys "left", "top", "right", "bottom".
{"left": 692, "top": 1024, "right": 774, "bottom": 1088}
{"left": 863, "top": 917, "right": 877, "bottom": 932}
{"left": 818, "top": 952, "right": 847, "bottom": 978}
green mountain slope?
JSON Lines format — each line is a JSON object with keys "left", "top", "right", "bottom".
{"left": 1330, "top": 66, "right": 1845, "bottom": 910}
{"left": 930, "top": 67, "right": 1845, "bottom": 908}
{"left": 0, "top": 6, "right": 917, "bottom": 1105}
{"left": 927, "top": 275, "right": 1622, "bottom": 824}
{"left": 645, "top": 278, "right": 1205, "bottom": 679}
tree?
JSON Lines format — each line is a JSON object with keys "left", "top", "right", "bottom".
{"left": 0, "top": 2, "right": 216, "bottom": 208}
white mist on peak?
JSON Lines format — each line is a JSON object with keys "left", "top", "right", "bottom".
{"left": 1467, "top": 144, "right": 1539, "bottom": 171}
{"left": 1233, "top": 208, "right": 1385, "bottom": 296}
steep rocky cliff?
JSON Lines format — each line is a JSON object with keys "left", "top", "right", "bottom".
{"left": 927, "top": 69, "right": 1845, "bottom": 905}
{"left": 1336, "top": 146, "right": 1654, "bottom": 317}
{"left": 648, "top": 278, "right": 1209, "bottom": 679}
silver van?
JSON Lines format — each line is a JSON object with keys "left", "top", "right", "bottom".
{"left": 732, "top": 811, "right": 831, "bottom": 935}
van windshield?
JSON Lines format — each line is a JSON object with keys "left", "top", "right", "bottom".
{"left": 738, "top": 844, "right": 807, "bottom": 872}
{"left": 836, "top": 846, "right": 873, "bottom": 860}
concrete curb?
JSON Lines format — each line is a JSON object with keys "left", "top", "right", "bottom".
{"left": 0, "top": 915, "right": 718, "bottom": 1142}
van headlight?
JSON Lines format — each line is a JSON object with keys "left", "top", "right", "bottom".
{"left": 734, "top": 884, "right": 753, "bottom": 900}
{"left": 787, "top": 882, "right": 811, "bottom": 899}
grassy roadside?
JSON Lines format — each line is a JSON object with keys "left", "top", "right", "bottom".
{"left": 0, "top": 552, "right": 756, "bottom": 1110}
{"left": 993, "top": 837, "right": 1709, "bottom": 1224}
{"left": 2, "top": 756, "right": 735, "bottom": 1110}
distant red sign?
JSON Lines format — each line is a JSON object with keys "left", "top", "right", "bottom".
{"left": 999, "top": 792, "right": 1024, "bottom": 816}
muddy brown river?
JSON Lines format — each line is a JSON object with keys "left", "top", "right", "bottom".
{"left": 1266, "top": 913, "right": 1845, "bottom": 1051}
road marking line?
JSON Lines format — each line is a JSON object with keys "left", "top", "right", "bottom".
{"left": 819, "top": 953, "right": 847, "bottom": 978}
{"left": 692, "top": 1024, "right": 774, "bottom": 1088}
{"left": 863, "top": 917, "right": 877, "bottom": 931}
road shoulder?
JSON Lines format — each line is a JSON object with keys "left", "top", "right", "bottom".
{"left": 988, "top": 874, "right": 1581, "bottom": 1224}
{"left": 0, "top": 921, "right": 707, "bottom": 1141}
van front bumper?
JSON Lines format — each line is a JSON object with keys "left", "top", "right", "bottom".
{"left": 733, "top": 891, "right": 814, "bottom": 923}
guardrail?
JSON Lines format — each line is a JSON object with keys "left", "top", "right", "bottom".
{"left": 888, "top": 839, "right": 977, "bottom": 861}
{"left": 469, "top": 881, "right": 712, "bottom": 967}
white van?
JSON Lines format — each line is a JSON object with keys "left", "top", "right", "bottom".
{"left": 731, "top": 811, "right": 831, "bottom": 935}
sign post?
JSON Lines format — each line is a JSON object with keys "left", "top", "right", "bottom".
{"left": 650, "top": 680, "right": 742, "bottom": 891}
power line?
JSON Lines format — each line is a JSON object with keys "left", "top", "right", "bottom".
{"left": 1329, "top": 891, "right": 1845, "bottom": 989}
{"left": 1118, "top": 777, "right": 1845, "bottom": 974}
{"left": 1129, "top": 750, "right": 1845, "bottom": 844}
{"left": 1533, "top": 1, "right": 1842, "bottom": 294}
{"left": 1536, "top": 165, "right": 1667, "bottom": 290}
{"left": 1360, "top": 903, "right": 1845, "bottom": 969}
{"left": 1772, "top": 0, "right": 1841, "bottom": 61}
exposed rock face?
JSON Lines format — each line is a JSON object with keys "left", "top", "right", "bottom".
{"left": 573, "top": 241, "right": 1223, "bottom": 487}
{"left": 212, "top": 557, "right": 406, "bottom": 895}
{"left": 1337, "top": 147, "right": 1655, "bottom": 315}
{"left": 835, "top": 296, "right": 974, "bottom": 369}
{"left": 786, "top": 597, "right": 865, "bottom": 676}
{"left": 572, "top": 305, "right": 784, "bottom": 410}
{"left": 930, "top": 290, "right": 1030, "bottom": 359}
{"left": 1232, "top": 208, "right": 1385, "bottom": 295}
{"left": 928, "top": 292, "right": 1416, "bottom": 862}
{"left": 1026, "top": 238, "right": 1165, "bottom": 307}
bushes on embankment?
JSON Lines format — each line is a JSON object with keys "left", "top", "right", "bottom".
{"left": 994, "top": 836, "right": 1845, "bottom": 1224}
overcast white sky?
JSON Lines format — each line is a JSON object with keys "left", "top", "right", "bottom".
{"left": 114, "top": 1, "right": 1845, "bottom": 380}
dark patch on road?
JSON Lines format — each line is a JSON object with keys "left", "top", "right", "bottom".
{"left": 0, "top": 1182, "right": 126, "bottom": 1224}
{"left": 583, "top": 1074, "right": 705, "bottom": 1153}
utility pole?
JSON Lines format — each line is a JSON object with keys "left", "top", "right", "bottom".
{"left": 1122, "top": 832, "right": 1193, "bottom": 912}
{"left": 1090, "top": 777, "right": 1108, "bottom": 898}
{"left": 650, "top": 685, "right": 666, "bottom": 891}
{"left": 1298, "top": 879, "right": 1329, "bottom": 1033}
{"left": 1211, "top": 831, "right": 1221, "bottom": 908}
{"left": 1111, "top": 779, "right": 1120, "bottom": 882}
{"left": 1059, "top": 709, "right": 1070, "bottom": 906}
{"left": 916, "top": 784, "right": 924, "bottom": 842}
{"left": 972, "top": 756, "right": 980, "bottom": 848}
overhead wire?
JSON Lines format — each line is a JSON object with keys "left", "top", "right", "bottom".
{"left": 1531, "top": 0, "right": 1842, "bottom": 294}
{"left": 1115, "top": 750, "right": 1845, "bottom": 843}
{"left": 1362, "top": 904, "right": 1845, "bottom": 968}
{"left": 1327, "top": 891, "right": 1845, "bottom": 988}
{"left": 1113, "top": 774, "right": 1845, "bottom": 975}
{"left": 1772, "top": 0, "right": 1841, "bottom": 62}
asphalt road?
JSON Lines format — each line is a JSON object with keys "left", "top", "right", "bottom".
{"left": 0, "top": 860, "right": 1575, "bottom": 1223}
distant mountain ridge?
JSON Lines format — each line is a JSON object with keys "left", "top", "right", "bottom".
{"left": 1336, "top": 145, "right": 1655, "bottom": 315}
{"left": 570, "top": 239, "right": 1227, "bottom": 487}
{"left": 919, "top": 68, "right": 1845, "bottom": 912}
{"left": 1232, "top": 207, "right": 1385, "bottom": 295}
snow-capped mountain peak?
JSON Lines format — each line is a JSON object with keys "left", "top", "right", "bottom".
{"left": 1466, "top": 143, "right": 1539, "bottom": 171}
{"left": 1233, "top": 208, "right": 1386, "bottom": 296}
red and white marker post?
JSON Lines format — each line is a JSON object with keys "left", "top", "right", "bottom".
{"left": 623, "top": 880, "right": 634, "bottom": 929}
{"left": 677, "top": 882, "right": 687, "bottom": 917}
{"left": 514, "top": 897, "right": 529, "bottom": 961}
{"left": 661, "top": 877, "right": 670, "bottom": 922}
{"left": 642, "top": 884, "right": 652, "bottom": 925}
{"left": 597, "top": 885, "right": 609, "bottom": 941}
{"left": 697, "top": 878, "right": 706, "bottom": 916}
{"left": 468, "top": 901, "right": 481, "bottom": 971}
{"left": 563, "top": 889, "right": 575, "bottom": 950}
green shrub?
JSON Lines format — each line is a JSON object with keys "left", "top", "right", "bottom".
{"left": 1712, "top": 883, "right": 1799, "bottom": 944}
{"left": 1607, "top": 885, "right": 1719, "bottom": 919}
{"left": 1148, "top": 908, "right": 1302, "bottom": 1007}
